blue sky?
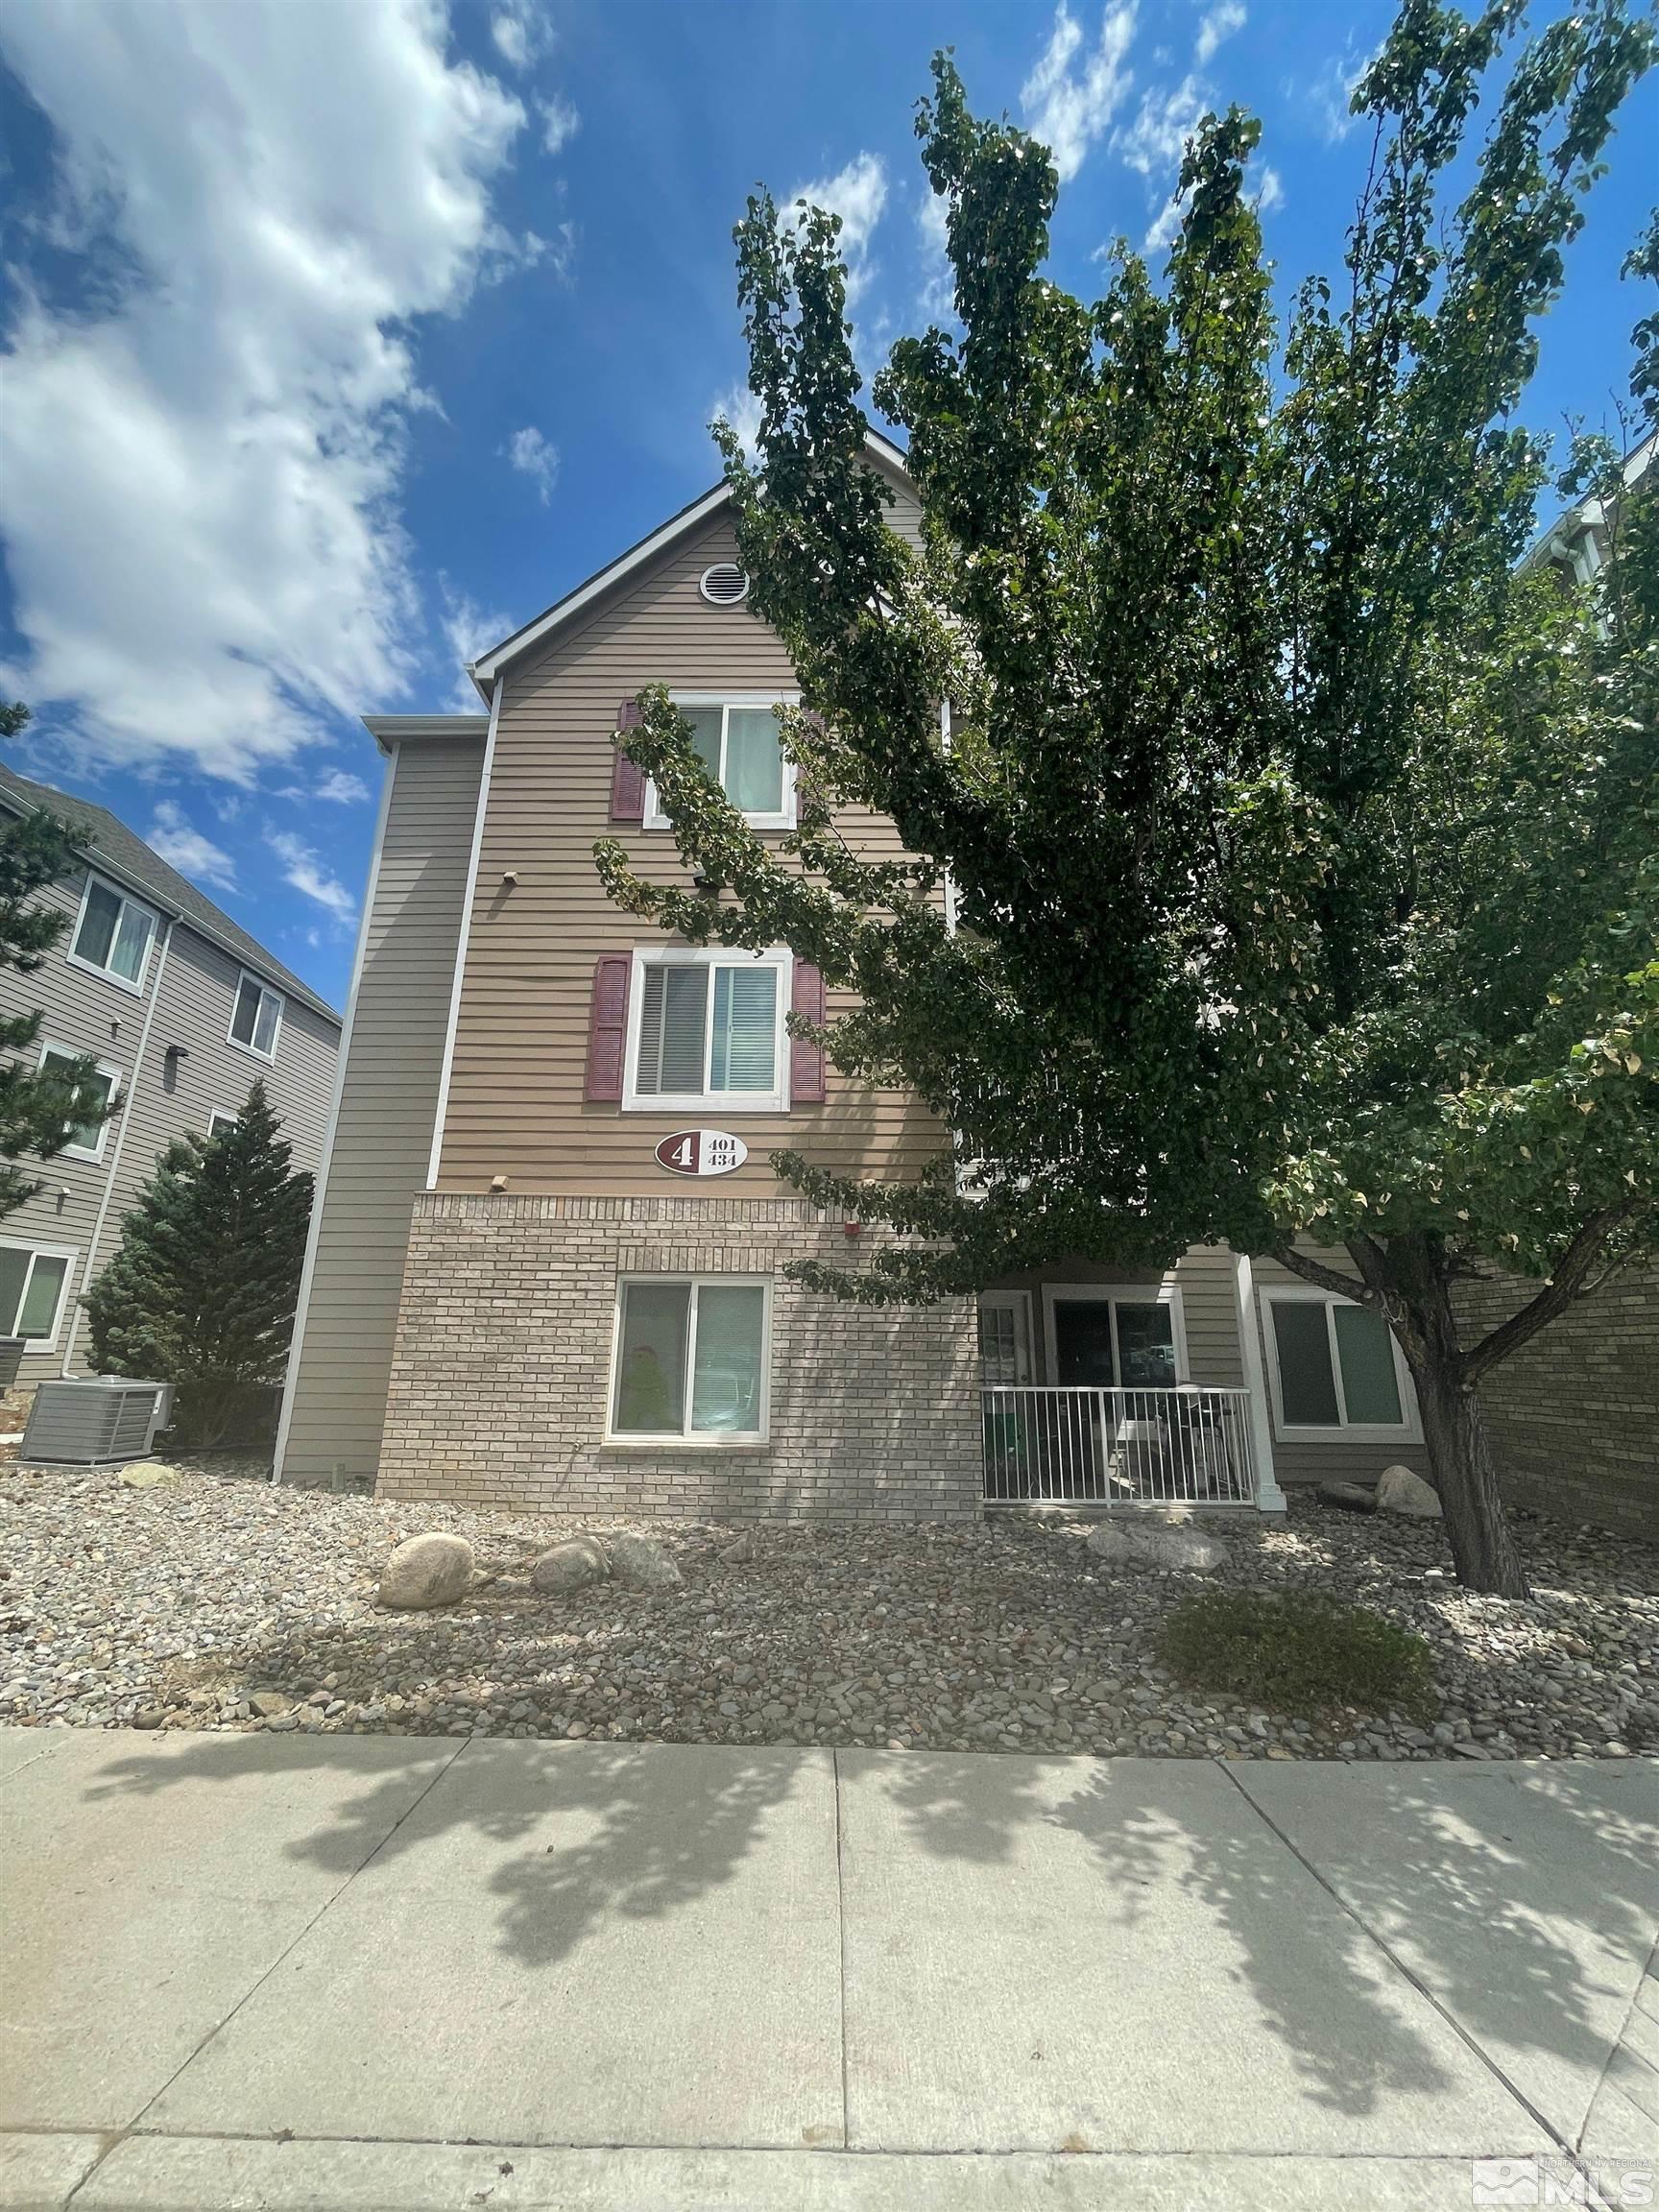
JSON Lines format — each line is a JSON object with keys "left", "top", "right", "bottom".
{"left": 1, "top": 0, "right": 1653, "bottom": 1013}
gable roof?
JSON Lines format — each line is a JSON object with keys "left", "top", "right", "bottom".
{"left": 0, "top": 760, "right": 341, "bottom": 1025}
{"left": 466, "top": 427, "right": 915, "bottom": 698}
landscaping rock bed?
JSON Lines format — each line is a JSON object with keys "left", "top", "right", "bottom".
{"left": 2, "top": 1457, "right": 1656, "bottom": 1761}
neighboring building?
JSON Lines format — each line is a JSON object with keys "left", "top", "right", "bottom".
{"left": 278, "top": 441, "right": 1463, "bottom": 1522}
{"left": 0, "top": 763, "right": 342, "bottom": 1387}
{"left": 1525, "top": 427, "right": 1655, "bottom": 590}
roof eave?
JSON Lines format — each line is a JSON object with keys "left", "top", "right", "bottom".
{"left": 361, "top": 713, "right": 492, "bottom": 757}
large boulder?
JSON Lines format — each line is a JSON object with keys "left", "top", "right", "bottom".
{"left": 379, "top": 1532, "right": 473, "bottom": 1610}
{"left": 1376, "top": 1464, "right": 1442, "bottom": 1520}
{"left": 1086, "top": 1521, "right": 1230, "bottom": 1574}
{"left": 607, "top": 1531, "right": 683, "bottom": 1590}
{"left": 531, "top": 1536, "right": 610, "bottom": 1595}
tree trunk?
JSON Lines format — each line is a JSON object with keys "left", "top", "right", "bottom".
{"left": 1278, "top": 1231, "right": 1544, "bottom": 1598}
{"left": 1382, "top": 1249, "right": 1530, "bottom": 1599}
{"left": 1407, "top": 1346, "right": 1531, "bottom": 1599}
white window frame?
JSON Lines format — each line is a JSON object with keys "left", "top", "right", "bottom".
{"left": 0, "top": 1238, "right": 79, "bottom": 1350}
{"left": 604, "top": 1273, "right": 773, "bottom": 1447}
{"left": 65, "top": 872, "right": 157, "bottom": 997}
{"left": 207, "top": 1110, "right": 240, "bottom": 1139}
{"left": 1041, "top": 1281, "right": 1190, "bottom": 1388}
{"left": 977, "top": 1289, "right": 1034, "bottom": 1385}
{"left": 36, "top": 1042, "right": 123, "bottom": 1164}
{"left": 643, "top": 691, "right": 799, "bottom": 832}
{"left": 228, "top": 970, "right": 283, "bottom": 1063}
{"left": 622, "top": 944, "right": 792, "bottom": 1115}
{"left": 1260, "top": 1285, "right": 1422, "bottom": 1443}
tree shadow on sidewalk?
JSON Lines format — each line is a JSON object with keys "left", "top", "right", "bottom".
{"left": 864, "top": 1745, "right": 1658, "bottom": 2141}
{"left": 81, "top": 1731, "right": 822, "bottom": 1974}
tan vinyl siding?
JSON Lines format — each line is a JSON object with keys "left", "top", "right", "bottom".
{"left": 437, "top": 507, "right": 942, "bottom": 1197}
{"left": 278, "top": 735, "right": 485, "bottom": 1487}
{"left": 0, "top": 840, "right": 340, "bottom": 1382}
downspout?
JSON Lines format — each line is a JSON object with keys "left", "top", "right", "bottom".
{"left": 59, "top": 917, "right": 175, "bottom": 1378}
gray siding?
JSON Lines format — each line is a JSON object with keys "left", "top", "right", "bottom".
{"left": 0, "top": 845, "right": 340, "bottom": 1382}
{"left": 276, "top": 734, "right": 486, "bottom": 1488}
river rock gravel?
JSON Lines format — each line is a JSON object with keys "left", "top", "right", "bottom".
{"left": 2, "top": 1457, "right": 1655, "bottom": 1761}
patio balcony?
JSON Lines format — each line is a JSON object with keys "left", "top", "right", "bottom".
{"left": 980, "top": 1384, "right": 1265, "bottom": 1508}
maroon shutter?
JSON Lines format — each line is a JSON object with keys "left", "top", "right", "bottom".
{"left": 585, "top": 955, "right": 632, "bottom": 1101}
{"left": 789, "top": 959, "right": 826, "bottom": 1104}
{"left": 611, "top": 698, "right": 646, "bottom": 822}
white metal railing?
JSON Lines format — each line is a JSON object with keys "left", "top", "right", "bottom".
{"left": 981, "top": 1385, "right": 1261, "bottom": 1507}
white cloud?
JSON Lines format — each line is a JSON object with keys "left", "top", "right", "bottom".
{"left": 506, "top": 424, "right": 560, "bottom": 504}
{"left": 437, "top": 577, "right": 514, "bottom": 712}
{"left": 1114, "top": 73, "right": 1208, "bottom": 180}
{"left": 314, "top": 766, "right": 372, "bottom": 805}
{"left": 1022, "top": 4, "right": 1137, "bottom": 182}
{"left": 1194, "top": 0, "right": 1245, "bottom": 66}
{"left": 264, "top": 826, "right": 357, "bottom": 929}
{"left": 1117, "top": 60, "right": 1285, "bottom": 255}
{"left": 1308, "top": 40, "right": 1377, "bottom": 141}
{"left": 1143, "top": 194, "right": 1186, "bottom": 254}
{"left": 785, "top": 152, "right": 888, "bottom": 304}
{"left": 0, "top": 2, "right": 529, "bottom": 784}
{"left": 490, "top": 0, "right": 549, "bottom": 71}
{"left": 276, "top": 766, "right": 372, "bottom": 805}
{"left": 541, "top": 95, "right": 579, "bottom": 156}
{"left": 709, "top": 381, "right": 763, "bottom": 464}
{"left": 147, "top": 800, "right": 237, "bottom": 891}
{"left": 916, "top": 188, "right": 955, "bottom": 323}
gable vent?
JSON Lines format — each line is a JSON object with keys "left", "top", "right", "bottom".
{"left": 699, "top": 563, "right": 750, "bottom": 607}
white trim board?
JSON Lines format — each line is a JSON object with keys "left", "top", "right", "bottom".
{"left": 425, "top": 680, "right": 502, "bottom": 1190}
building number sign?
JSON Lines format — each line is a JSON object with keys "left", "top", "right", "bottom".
{"left": 654, "top": 1129, "right": 749, "bottom": 1177}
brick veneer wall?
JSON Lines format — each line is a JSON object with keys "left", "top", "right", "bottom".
{"left": 376, "top": 1192, "right": 983, "bottom": 1521}
{"left": 1459, "top": 1262, "right": 1659, "bottom": 1541}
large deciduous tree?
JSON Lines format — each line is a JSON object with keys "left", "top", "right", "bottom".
{"left": 597, "top": 0, "right": 1658, "bottom": 1595}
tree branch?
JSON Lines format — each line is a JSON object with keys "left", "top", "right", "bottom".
{"left": 1460, "top": 1206, "right": 1637, "bottom": 1386}
{"left": 1269, "top": 1245, "right": 1378, "bottom": 1306}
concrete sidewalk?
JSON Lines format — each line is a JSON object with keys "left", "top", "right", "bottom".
{"left": 1, "top": 1731, "right": 1655, "bottom": 2210}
